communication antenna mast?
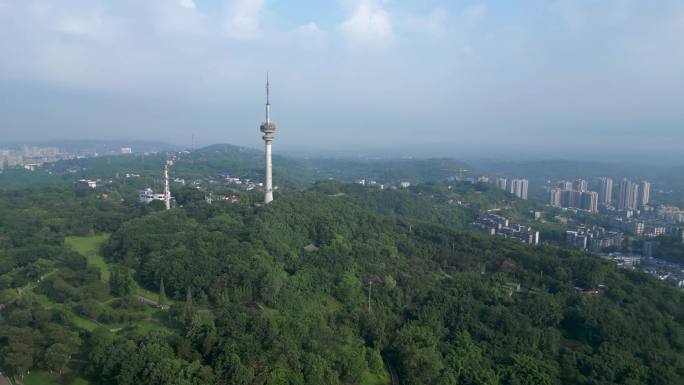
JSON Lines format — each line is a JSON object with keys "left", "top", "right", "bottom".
{"left": 163, "top": 160, "right": 171, "bottom": 210}
{"left": 363, "top": 276, "right": 383, "bottom": 313}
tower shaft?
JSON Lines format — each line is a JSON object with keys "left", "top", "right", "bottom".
{"left": 264, "top": 140, "right": 273, "bottom": 204}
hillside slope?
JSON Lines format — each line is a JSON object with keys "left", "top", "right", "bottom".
{"left": 1, "top": 185, "right": 683, "bottom": 385}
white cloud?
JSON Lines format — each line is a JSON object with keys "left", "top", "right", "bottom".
{"left": 551, "top": 0, "right": 587, "bottom": 30}
{"left": 339, "top": 0, "right": 392, "bottom": 45}
{"left": 179, "top": 0, "right": 197, "bottom": 10}
{"left": 55, "top": 16, "right": 103, "bottom": 36}
{"left": 461, "top": 4, "right": 487, "bottom": 21}
{"left": 297, "top": 22, "right": 325, "bottom": 42}
{"left": 154, "top": 1, "right": 208, "bottom": 36}
{"left": 403, "top": 8, "right": 448, "bottom": 36}
{"left": 299, "top": 22, "right": 320, "bottom": 35}
{"left": 223, "top": 0, "right": 265, "bottom": 40}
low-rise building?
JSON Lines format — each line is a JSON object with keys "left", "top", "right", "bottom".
{"left": 139, "top": 188, "right": 165, "bottom": 204}
{"left": 77, "top": 179, "right": 97, "bottom": 189}
{"left": 471, "top": 213, "right": 539, "bottom": 245}
{"left": 566, "top": 225, "right": 623, "bottom": 252}
{"left": 657, "top": 206, "right": 684, "bottom": 223}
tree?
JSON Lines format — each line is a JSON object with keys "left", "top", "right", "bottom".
{"left": 186, "top": 313, "right": 217, "bottom": 356}
{"left": 503, "top": 354, "right": 557, "bottom": 385}
{"left": 215, "top": 352, "right": 253, "bottom": 385}
{"left": 110, "top": 266, "right": 133, "bottom": 296}
{"left": 444, "top": 332, "right": 499, "bottom": 385}
{"left": 392, "top": 324, "right": 446, "bottom": 385}
{"left": 259, "top": 267, "right": 282, "bottom": 306}
{"left": 159, "top": 278, "right": 167, "bottom": 306}
{"left": 2, "top": 342, "right": 33, "bottom": 377}
{"left": 44, "top": 343, "right": 71, "bottom": 374}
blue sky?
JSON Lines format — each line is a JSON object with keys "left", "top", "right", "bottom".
{"left": 0, "top": 0, "right": 683, "bottom": 160}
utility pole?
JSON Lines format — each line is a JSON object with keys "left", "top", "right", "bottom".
{"left": 364, "top": 276, "right": 383, "bottom": 313}
{"left": 368, "top": 281, "right": 373, "bottom": 313}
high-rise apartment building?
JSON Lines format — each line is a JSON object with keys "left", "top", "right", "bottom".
{"left": 560, "top": 190, "right": 581, "bottom": 208}
{"left": 551, "top": 180, "right": 599, "bottom": 213}
{"left": 618, "top": 178, "right": 639, "bottom": 210}
{"left": 599, "top": 177, "right": 613, "bottom": 206}
{"left": 573, "top": 179, "right": 588, "bottom": 192}
{"left": 640, "top": 181, "right": 651, "bottom": 207}
{"left": 581, "top": 191, "right": 599, "bottom": 213}
{"left": 510, "top": 179, "right": 529, "bottom": 200}
{"left": 496, "top": 178, "right": 507, "bottom": 191}
{"left": 549, "top": 188, "right": 562, "bottom": 207}
{"left": 558, "top": 180, "right": 573, "bottom": 190}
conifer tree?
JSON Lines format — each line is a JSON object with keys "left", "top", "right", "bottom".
{"left": 159, "top": 278, "right": 167, "bottom": 306}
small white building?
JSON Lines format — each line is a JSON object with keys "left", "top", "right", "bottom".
{"left": 139, "top": 188, "right": 165, "bottom": 204}
{"left": 78, "top": 179, "right": 97, "bottom": 188}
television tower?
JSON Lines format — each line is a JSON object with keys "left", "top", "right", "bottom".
{"left": 260, "top": 74, "right": 276, "bottom": 204}
{"left": 163, "top": 161, "right": 171, "bottom": 210}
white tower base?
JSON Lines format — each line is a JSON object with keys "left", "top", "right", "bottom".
{"left": 264, "top": 140, "right": 273, "bottom": 204}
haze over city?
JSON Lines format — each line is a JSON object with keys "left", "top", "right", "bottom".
{"left": 1, "top": 0, "right": 683, "bottom": 161}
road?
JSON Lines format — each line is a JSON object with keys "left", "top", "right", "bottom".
{"left": 135, "top": 295, "right": 159, "bottom": 307}
{"left": 388, "top": 364, "right": 399, "bottom": 385}
{"left": 0, "top": 369, "right": 13, "bottom": 385}
{"left": 4, "top": 269, "right": 59, "bottom": 307}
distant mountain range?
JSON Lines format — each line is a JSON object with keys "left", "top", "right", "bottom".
{"left": 0, "top": 139, "right": 181, "bottom": 153}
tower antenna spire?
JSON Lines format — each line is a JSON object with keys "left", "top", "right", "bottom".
{"left": 265, "top": 72, "right": 271, "bottom": 124}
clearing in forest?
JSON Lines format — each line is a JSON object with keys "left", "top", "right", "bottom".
{"left": 65, "top": 234, "right": 111, "bottom": 281}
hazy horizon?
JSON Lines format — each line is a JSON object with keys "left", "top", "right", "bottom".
{"left": 3, "top": 138, "right": 683, "bottom": 167}
{"left": 1, "top": 0, "right": 683, "bottom": 161}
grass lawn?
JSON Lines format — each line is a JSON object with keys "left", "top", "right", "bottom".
{"left": 64, "top": 234, "right": 172, "bottom": 306}
{"left": 32, "top": 293, "right": 55, "bottom": 308}
{"left": 23, "top": 369, "right": 90, "bottom": 385}
{"left": 134, "top": 319, "right": 173, "bottom": 334}
{"left": 65, "top": 234, "right": 111, "bottom": 281}
{"left": 71, "top": 315, "right": 101, "bottom": 332}
{"left": 359, "top": 370, "right": 389, "bottom": 385}
{"left": 63, "top": 233, "right": 174, "bottom": 332}
{"left": 133, "top": 283, "right": 161, "bottom": 301}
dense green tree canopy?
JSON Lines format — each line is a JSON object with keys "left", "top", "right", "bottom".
{"left": 1, "top": 182, "right": 683, "bottom": 385}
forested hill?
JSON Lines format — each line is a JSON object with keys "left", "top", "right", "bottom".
{"left": 0, "top": 144, "right": 315, "bottom": 190}
{"left": 302, "top": 157, "right": 469, "bottom": 184}
{"left": 0, "top": 143, "right": 473, "bottom": 191}
{"left": 1, "top": 185, "right": 684, "bottom": 385}
{"left": 179, "top": 144, "right": 315, "bottom": 189}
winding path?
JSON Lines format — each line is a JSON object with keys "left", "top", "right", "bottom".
{"left": 0, "top": 369, "right": 13, "bottom": 385}
{"left": 388, "top": 364, "right": 399, "bottom": 385}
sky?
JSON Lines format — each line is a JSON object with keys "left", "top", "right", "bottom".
{"left": 0, "top": 0, "right": 683, "bottom": 161}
